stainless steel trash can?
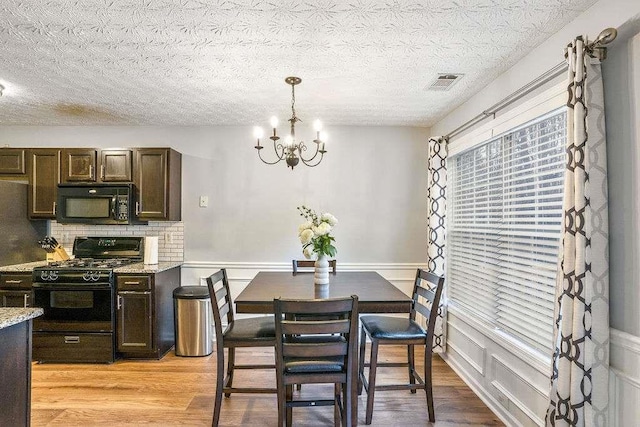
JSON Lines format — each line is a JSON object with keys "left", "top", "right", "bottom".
{"left": 173, "top": 286, "right": 213, "bottom": 356}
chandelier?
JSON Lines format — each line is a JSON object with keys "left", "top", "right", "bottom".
{"left": 253, "top": 77, "right": 327, "bottom": 169}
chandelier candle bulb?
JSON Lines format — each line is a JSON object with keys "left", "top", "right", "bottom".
{"left": 270, "top": 116, "right": 279, "bottom": 129}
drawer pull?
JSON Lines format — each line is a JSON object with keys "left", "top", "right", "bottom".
{"left": 5, "top": 280, "right": 22, "bottom": 284}
{"left": 124, "top": 281, "right": 141, "bottom": 285}
{"left": 64, "top": 336, "right": 80, "bottom": 344}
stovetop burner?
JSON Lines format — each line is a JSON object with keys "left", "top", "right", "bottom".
{"left": 47, "top": 257, "right": 138, "bottom": 270}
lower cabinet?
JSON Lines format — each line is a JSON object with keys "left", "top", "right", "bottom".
{"left": 0, "top": 273, "right": 34, "bottom": 308}
{"left": 117, "top": 290, "right": 153, "bottom": 353}
{"left": 115, "top": 266, "right": 179, "bottom": 359}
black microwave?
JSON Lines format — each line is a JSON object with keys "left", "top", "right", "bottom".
{"left": 56, "top": 183, "right": 140, "bottom": 225}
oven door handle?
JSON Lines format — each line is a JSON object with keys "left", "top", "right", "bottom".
{"left": 32, "top": 283, "right": 112, "bottom": 291}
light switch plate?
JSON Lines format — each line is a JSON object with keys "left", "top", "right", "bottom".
{"left": 199, "top": 196, "right": 208, "bottom": 208}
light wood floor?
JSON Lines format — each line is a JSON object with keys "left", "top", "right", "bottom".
{"left": 31, "top": 346, "right": 503, "bottom": 426}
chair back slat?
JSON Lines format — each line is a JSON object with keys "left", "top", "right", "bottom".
{"left": 218, "top": 302, "right": 230, "bottom": 319}
{"left": 414, "top": 301, "right": 431, "bottom": 320}
{"left": 415, "top": 285, "right": 436, "bottom": 303}
{"left": 278, "top": 298, "right": 353, "bottom": 314}
{"left": 214, "top": 286, "right": 227, "bottom": 303}
{"left": 281, "top": 319, "right": 350, "bottom": 335}
{"left": 283, "top": 341, "right": 348, "bottom": 358}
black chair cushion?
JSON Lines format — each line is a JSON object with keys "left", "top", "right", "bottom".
{"left": 284, "top": 356, "right": 345, "bottom": 373}
{"left": 360, "top": 315, "right": 426, "bottom": 340}
{"left": 223, "top": 316, "right": 275, "bottom": 343}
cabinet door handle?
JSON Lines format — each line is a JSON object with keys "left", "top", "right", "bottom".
{"left": 135, "top": 202, "right": 140, "bottom": 216}
{"left": 5, "top": 280, "right": 22, "bottom": 284}
{"left": 117, "top": 295, "right": 123, "bottom": 310}
{"left": 23, "top": 294, "right": 29, "bottom": 307}
{"left": 89, "top": 164, "right": 93, "bottom": 179}
{"left": 64, "top": 336, "right": 80, "bottom": 344}
{"left": 53, "top": 201, "right": 57, "bottom": 215}
{"left": 101, "top": 164, "right": 105, "bottom": 180}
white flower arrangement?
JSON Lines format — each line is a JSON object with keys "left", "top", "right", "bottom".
{"left": 297, "top": 205, "right": 338, "bottom": 259}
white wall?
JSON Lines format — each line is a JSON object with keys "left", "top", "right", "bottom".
{"left": 0, "top": 124, "right": 429, "bottom": 274}
{"left": 431, "top": 0, "right": 640, "bottom": 425}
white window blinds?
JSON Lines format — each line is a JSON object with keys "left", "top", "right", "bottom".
{"left": 448, "top": 109, "right": 566, "bottom": 352}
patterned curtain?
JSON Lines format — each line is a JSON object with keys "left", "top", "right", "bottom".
{"left": 546, "top": 36, "right": 610, "bottom": 426}
{"left": 427, "top": 136, "right": 447, "bottom": 352}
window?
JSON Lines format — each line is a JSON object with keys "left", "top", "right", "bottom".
{"left": 447, "top": 109, "right": 566, "bottom": 352}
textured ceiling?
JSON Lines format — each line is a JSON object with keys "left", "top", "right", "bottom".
{"left": 0, "top": 0, "right": 597, "bottom": 126}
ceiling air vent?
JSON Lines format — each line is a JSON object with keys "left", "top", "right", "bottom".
{"left": 426, "top": 74, "right": 463, "bottom": 91}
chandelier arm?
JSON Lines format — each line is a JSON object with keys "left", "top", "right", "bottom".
{"left": 256, "top": 142, "right": 286, "bottom": 165}
{"left": 298, "top": 141, "right": 321, "bottom": 163}
{"left": 299, "top": 151, "right": 325, "bottom": 167}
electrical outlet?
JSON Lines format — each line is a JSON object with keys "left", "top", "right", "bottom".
{"left": 165, "top": 232, "right": 173, "bottom": 244}
{"left": 199, "top": 196, "right": 208, "bottom": 208}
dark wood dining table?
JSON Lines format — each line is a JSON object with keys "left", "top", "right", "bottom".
{"left": 235, "top": 271, "right": 413, "bottom": 426}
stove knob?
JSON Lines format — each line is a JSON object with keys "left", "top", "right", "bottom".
{"left": 50, "top": 271, "right": 58, "bottom": 281}
{"left": 40, "top": 271, "right": 49, "bottom": 281}
{"left": 91, "top": 272, "right": 101, "bottom": 281}
{"left": 82, "top": 272, "right": 92, "bottom": 281}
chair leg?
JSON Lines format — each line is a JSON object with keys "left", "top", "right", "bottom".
{"left": 408, "top": 344, "right": 417, "bottom": 394}
{"left": 358, "top": 326, "right": 367, "bottom": 395}
{"left": 286, "top": 385, "right": 293, "bottom": 427}
{"left": 365, "top": 340, "right": 379, "bottom": 425}
{"left": 424, "top": 349, "right": 435, "bottom": 422}
{"left": 276, "top": 373, "right": 286, "bottom": 427}
{"left": 212, "top": 346, "right": 225, "bottom": 427}
{"left": 223, "top": 347, "right": 235, "bottom": 398}
{"left": 334, "top": 383, "right": 341, "bottom": 427}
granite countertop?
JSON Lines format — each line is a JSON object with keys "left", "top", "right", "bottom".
{"left": 0, "top": 261, "right": 182, "bottom": 274}
{"left": 0, "top": 261, "right": 48, "bottom": 272}
{"left": 114, "top": 262, "right": 183, "bottom": 274}
{"left": 0, "top": 307, "right": 43, "bottom": 330}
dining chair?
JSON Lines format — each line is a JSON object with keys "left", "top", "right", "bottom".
{"left": 205, "top": 269, "right": 277, "bottom": 427}
{"left": 273, "top": 295, "right": 359, "bottom": 427}
{"left": 357, "top": 269, "right": 445, "bottom": 424}
{"left": 292, "top": 259, "right": 337, "bottom": 275}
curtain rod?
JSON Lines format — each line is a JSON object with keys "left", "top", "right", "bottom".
{"left": 444, "top": 27, "right": 618, "bottom": 140}
{"left": 444, "top": 61, "right": 567, "bottom": 140}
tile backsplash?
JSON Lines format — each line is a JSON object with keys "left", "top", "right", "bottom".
{"left": 49, "top": 221, "right": 184, "bottom": 262}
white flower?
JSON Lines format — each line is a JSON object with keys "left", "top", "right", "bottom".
{"left": 299, "top": 229, "right": 314, "bottom": 244}
{"left": 303, "top": 245, "right": 315, "bottom": 259}
{"left": 313, "top": 222, "right": 332, "bottom": 236}
{"left": 298, "top": 221, "right": 313, "bottom": 235}
{"left": 321, "top": 213, "right": 338, "bottom": 226}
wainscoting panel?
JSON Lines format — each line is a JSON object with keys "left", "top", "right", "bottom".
{"left": 609, "top": 328, "right": 640, "bottom": 426}
{"left": 442, "top": 305, "right": 551, "bottom": 427}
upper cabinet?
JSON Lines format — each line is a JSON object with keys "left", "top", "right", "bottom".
{"left": 134, "top": 148, "right": 182, "bottom": 221}
{"left": 61, "top": 149, "right": 132, "bottom": 183}
{"left": 0, "top": 148, "right": 27, "bottom": 177}
{"left": 61, "top": 148, "right": 96, "bottom": 182}
{"left": 28, "top": 149, "right": 61, "bottom": 219}
{"left": 101, "top": 150, "right": 132, "bottom": 182}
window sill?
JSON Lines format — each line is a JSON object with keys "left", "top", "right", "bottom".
{"left": 447, "top": 302, "right": 552, "bottom": 376}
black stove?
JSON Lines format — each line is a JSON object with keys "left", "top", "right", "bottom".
{"left": 32, "top": 236, "right": 144, "bottom": 363}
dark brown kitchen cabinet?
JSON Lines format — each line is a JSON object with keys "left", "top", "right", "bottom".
{"left": 27, "top": 149, "right": 60, "bottom": 219}
{"left": 0, "top": 319, "right": 34, "bottom": 427}
{"left": 61, "top": 148, "right": 132, "bottom": 183}
{"left": 61, "top": 148, "right": 97, "bottom": 182}
{"left": 117, "top": 289, "right": 153, "bottom": 353}
{"left": 116, "top": 266, "right": 179, "bottom": 359}
{"left": 0, "top": 273, "right": 33, "bottom": 308}
{"left": 0, "top": 148, "right": 27, "bottom": 177}
{"left": 101, "top": 149, "right": 132, "bottom": 182}
{"left": 134, "top": 148, "right": 181, "bottom": 221}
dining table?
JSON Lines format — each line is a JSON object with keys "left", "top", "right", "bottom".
{"left": 235, "top": 271, "right": 413, "bottom": 426}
